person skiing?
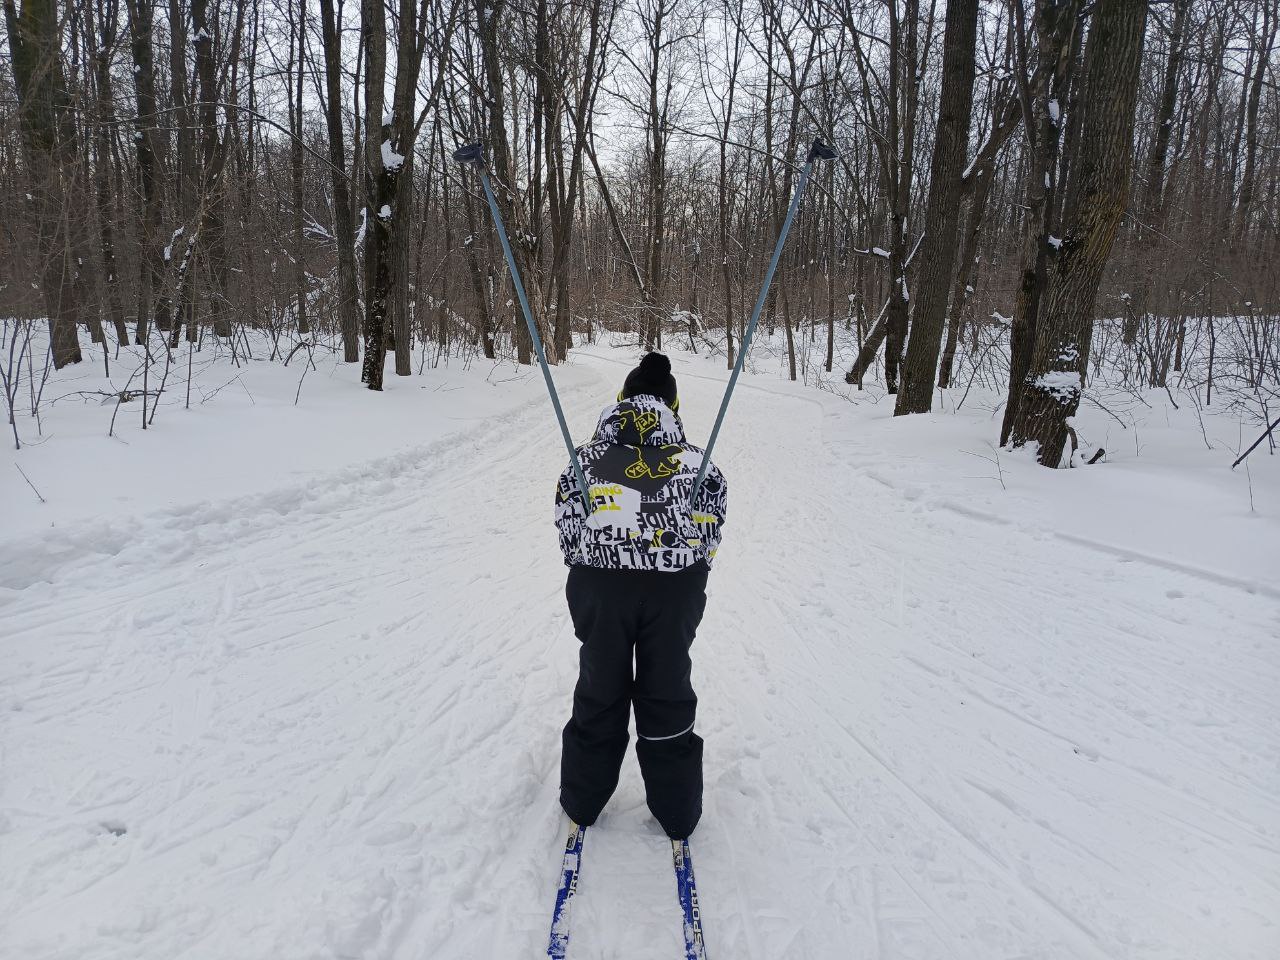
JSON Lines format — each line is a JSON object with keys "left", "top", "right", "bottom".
{"left": 553, "top": 352, "right": 728, "bottom": 840}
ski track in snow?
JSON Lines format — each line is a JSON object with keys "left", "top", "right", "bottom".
{"left": 2, "top": 352, "right": 1278, "bottom": 960}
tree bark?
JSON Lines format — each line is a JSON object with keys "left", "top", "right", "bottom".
{"left": 641, "top": 0, "right": 672, "bottom": 352}
{"left": 883, "top": 0, "right": 918, "bottom": 395}
{"left": 1232, "top": 2, "right": 1276, "bottom": 244}
{"left": 478, "top": 0, "right": 554, "bottom": 365}
{"left": 125, "top": 0, "right": 169, "bottom": 345}
{"left": 1123, "top": 0, "right": 1188, "bottom": 345}
{"left": 85, "top": 0, "right": 130, "bottom": 347}
{"left": 318, "top": 0, "right": 361, "bottom": 362}
{"left": 1000, "top": 0, "right": 1082, "bottom": 445}
{"left": 361, "top": 0, "right": 391, "bottom": 388}
{"left": 4, "top": 0, "right": 84, "bottom": 368}
{"left": 717, "top": 0, "right": 743, "bottom": 369}
{"left": 1008, "top": 0, "right": 1149, "bottom": 467}
{"left": 192, "top": 0, "right": 232, "bottom": 340}
{"left": 896, "top": 0, "right": 979, "bottom": 414}
{"left": 290, "top": 0, "right": 310, "bottom": 335}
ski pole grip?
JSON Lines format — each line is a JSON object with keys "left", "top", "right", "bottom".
{"left": 453, "top": 142, "right": 485, "bottom": 167}
{"left": 807, "top": 139, "right": 838, "bottom": 162}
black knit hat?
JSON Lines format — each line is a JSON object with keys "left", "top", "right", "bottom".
{"left": 622, "top": 351, "right": 678, "bottom": 408}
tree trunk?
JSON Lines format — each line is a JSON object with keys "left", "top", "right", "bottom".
{"left": 4, "top": 0, "right": 83, "bottom": 368}
{"left": 361, "top": 0, "right": 390, "bottom": 389}
{"left": 318, "top": 0, "right": 361, "bottom": 362}
{"left": 1008, "top": 0, "right": 1149, "bottom": 467}
{"left": 192, "top": 0, "right": 232, "bottom": 340}
{"left": 1232, "top": 2, "right": 1276, "bottom": 244}
{"left": 642, "top": 3, "right": 669, "bottom": 353}
{"left": 1123, "top": 0, "right": 1188, "bottom": 345}
{"left": 883, "top": 0, "right": 919, "bottom": 395}
{"left": 125, "top": 0, "right": 169, "bottom": 344}
{"left": 479, "top": 0, "right": 553, "bottom": 365}
{"left": 1000, "top": 0, "right": 1082, "bottom": 446}
{"left": 85, "top": 1, "right": 129, "bottom": 347}
{"left": 846, "top": 305, "right": 888, "bottom": 387}
{"left": 896, "top": 0, "right": 979, "bottom": 414}
{"left": 938, "top": 158, "right": 997, "bottom": 389}
{"left": 717, "top": 9, "right": 741, "bottom": 369}
{"left": 290, "top": 0, "right": 309, "bottom": 335}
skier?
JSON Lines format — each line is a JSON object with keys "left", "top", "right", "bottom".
{"left": 553, "top": 352, "right": 729, "bottom": 840}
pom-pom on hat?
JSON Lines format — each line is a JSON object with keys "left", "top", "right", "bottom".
{"left": 621, "top": 351, "right": 679, "bottom": 409}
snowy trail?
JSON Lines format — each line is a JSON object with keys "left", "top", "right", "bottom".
{"left": 3, "top": 349, "right": 1278, "bottom": 960}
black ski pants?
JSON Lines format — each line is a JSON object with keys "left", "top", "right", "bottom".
{"left": 559, "top": 561, "right": 709, "bottom": 839}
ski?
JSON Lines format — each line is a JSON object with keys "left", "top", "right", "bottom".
{"left": 547, "top": 822, "right": 586, "bottom": 959}
{"left": 671, "top": 838, "right": 708, "bottom": 960}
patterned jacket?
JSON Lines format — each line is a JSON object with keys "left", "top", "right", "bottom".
{"left": 554, "top": 395, "right": 728, "bottom": 571}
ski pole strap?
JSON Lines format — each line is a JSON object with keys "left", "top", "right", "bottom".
{"left": 692, "top": 138, "right": 836, "bottom": 503}
{"left": 455, "top": 143, "right": 593, "bottom": 513}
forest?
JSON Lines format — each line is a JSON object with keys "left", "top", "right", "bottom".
{"left": 4, "top": 4, "right": 1279, "bottom": 957}
{"left": 1, "top": 0, "right": 1277, "bottom": 466}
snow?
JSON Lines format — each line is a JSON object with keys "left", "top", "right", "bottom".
{"left": 1048, "top": 98, "right": 1061, "bottom": 124}
{"left": 163, "top": 226, "right": 184, "bottom": 263}
{"left": 1, "top": 336, "right": 1277, "bottom": 960}
{"left": 871, "top": 246, "right": 890, "bottom": 258}
{"left": 381, "top": 140, "right": 405, "bottom": 172}
{"left": 1035, "top": 369, "right": 1083, "bottom": 400}
{"left": 354, "top": 207, "right": 368, "bottom": 248}
{"left": 1048, "top": 234, "right": 1063, "bottom": 249}
{"left": 377, "top": 204, "right": 392, "bottom": 220}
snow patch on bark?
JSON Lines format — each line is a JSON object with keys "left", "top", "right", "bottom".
{"left": 381, "top": 140, "right": 404, "bottom": 172}
{"left": 1034, "top": 370, "right": 1082, "bottom": 401}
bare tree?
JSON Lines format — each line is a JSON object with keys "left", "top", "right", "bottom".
{"left": 896, "top": 0, "right": 979, "bottom": 414}
{"left": 1007, "top": 0, "right": 1150, "bottom": 466}
{"left": 4, "top": 0, "right": 85, "bottom": 367}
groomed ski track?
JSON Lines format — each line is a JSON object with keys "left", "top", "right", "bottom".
{"left": 2, "top": 347, "right": 1277, "bottom": 960}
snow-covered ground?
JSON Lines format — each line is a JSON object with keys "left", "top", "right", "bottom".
{"left": 2, "top": 335, "right": 1278, "bottom": 959}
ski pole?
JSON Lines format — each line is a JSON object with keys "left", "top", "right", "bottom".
{"left": 454, "top": 142, "right": 593, "bottom": 512}
{"left": 692, "top": 138, "right": 837, "bottom": 503}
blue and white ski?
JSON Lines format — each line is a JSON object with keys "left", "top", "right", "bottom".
{"left": 547, "top": 822, "right": 586, "bottom": 959}
{"left": 671, "top": 838, "right": 708, "bottom": 960}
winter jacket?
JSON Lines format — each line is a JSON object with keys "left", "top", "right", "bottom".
{"left": 554, "top": 395, "right": 728, "bottom": 572}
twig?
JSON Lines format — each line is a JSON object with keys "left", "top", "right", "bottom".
{"left": 197, "top": 373, "right": 245, "bottom": 405}
{"left": 294, "top": 343, "right": 315, "bottom": 406}
{"left": 14, "top": 461, "right": 45, "bottom": 503}
{"left": 109, "top": 365, "right": 145, "bottom": 438}
{"left": 283, "top": 340, "right": 312, "bottom": 367}
{"left": 961, "top": 444, "right": 1007, "bottom": 490}
{"left": 52, "top": 389, "right": 161, "bottom": 405}
{"left": 1080, "top": 392, "right": 1130, "bottom": 429}
{"left": 1231, "top": 414, "right": 1280, "bottom": 469}
{"left": 149, "top": 321, "right": 176, "bottom": 427}
{"left": 956, "top": 334, "right": 1003, "bottom": 411}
